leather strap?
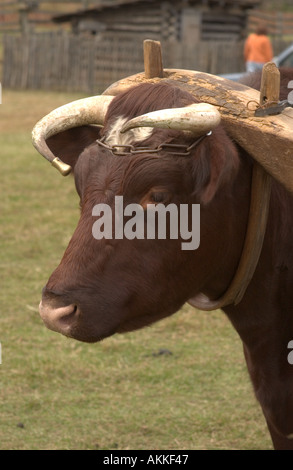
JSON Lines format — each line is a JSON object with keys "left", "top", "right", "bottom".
{"left": 188, "top": 162, "right": 272, "bottom": 311}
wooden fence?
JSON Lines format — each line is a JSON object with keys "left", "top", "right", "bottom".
{"left": 2, "top": 32, "right": 292, "bottom": 93}
{"left": 3, "top": 33, "right": 144, "bottom": 92}
{"left": 1, "top": 32, "right": 242, "bottom": 93}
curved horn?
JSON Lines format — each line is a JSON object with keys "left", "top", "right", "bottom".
{"left": 120, "top": 103, "right": 221, "bottom": 136}
{"left": 32, "top": 95, "right": 114, "bottom": 175}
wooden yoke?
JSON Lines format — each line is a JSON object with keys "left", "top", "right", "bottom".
{"left": 103, "top": 41, "right": 293, "bottom": 193}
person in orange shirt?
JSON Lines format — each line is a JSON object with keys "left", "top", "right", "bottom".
{"left": 244, "top": 25, "right": 273, "bottom": 73}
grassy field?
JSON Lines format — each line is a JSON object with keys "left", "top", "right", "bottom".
{"left": 0, "top": 89, "right": 272, "bottom": 450}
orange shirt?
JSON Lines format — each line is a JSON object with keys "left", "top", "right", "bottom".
{"left": 244, "top": 33, "right": 273, "bottom": 63}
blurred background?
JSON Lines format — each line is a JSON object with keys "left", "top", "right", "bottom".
{"left": 1, "top": 0, "right": 293, "bottom": 93}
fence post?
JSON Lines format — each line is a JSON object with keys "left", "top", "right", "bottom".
{"left": 19, "top": 7, "right": 30, "bottom": 35}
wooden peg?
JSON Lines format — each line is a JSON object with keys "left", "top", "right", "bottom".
{"left": 143, "top": 39, "right": 164, "bottom": 79}
{"left": 259, "top": 61, "right": 280, "bottom": 106}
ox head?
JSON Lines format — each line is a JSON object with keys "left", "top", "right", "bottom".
{"left": 34, "top": 83, "right": 240, "bottom": 342}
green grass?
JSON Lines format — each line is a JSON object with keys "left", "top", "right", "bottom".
{"left": 0, "top": 90, "right": 272, "bottom": 450}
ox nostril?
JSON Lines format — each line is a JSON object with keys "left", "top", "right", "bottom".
{"left": 71, "top": 305, "right": 78, "bottom": 314}
{"left": 55, "top": 304, "right": 77, "bottom": 323}
{"left": 39, "top": 301, "right": 79, "bottom": 335}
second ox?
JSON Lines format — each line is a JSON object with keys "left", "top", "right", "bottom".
{"left": 33, "top": 71, "right": 293, "bottom": 450}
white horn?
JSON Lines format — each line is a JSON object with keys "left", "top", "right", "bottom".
{"left": 120, "top": 103, "right": 221, "bottom": 136}
{"left": 32, "top": 95, "right": 114, "bottom": 175}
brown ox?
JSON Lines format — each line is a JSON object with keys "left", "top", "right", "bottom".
{"left": 35, "top": 70, "right": 293, "bottom": 449}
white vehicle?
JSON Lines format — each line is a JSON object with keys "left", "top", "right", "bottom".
{"left": 273, "top": 42, "right": 293, "bottom": 67}
{"left": 221, "top": 42, "right": 293, "bottom": 81}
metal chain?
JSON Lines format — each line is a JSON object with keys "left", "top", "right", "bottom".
{"left": 96, "top": 131, "right": 212, "bottom": 157}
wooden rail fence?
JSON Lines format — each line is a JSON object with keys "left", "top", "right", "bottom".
{"left": 3, "top": 32, "right": 291, "bottom": 93}
{"left": 2, "top": 32, "right": 248, "bottom": 93}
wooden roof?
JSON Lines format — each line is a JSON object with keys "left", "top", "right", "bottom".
{"left": 53, "top": 0, "right": 262, "bottom": 23}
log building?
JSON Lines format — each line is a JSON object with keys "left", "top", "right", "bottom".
{"left": 53, "top": 0, "right": 262, "bottom": 42}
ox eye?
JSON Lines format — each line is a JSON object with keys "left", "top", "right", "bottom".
{"left": 140, "top": 189, "right": 171, "bottom": 209}
{"left": 150, "top": 192, "right": 169, "bottom": 204}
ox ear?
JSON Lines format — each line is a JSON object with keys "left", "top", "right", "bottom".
{"left": 45, "top": 125, "right": 101, "bottom": 172}
{"left": 193, "top": 128, "right": 239, "bottom": 205}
